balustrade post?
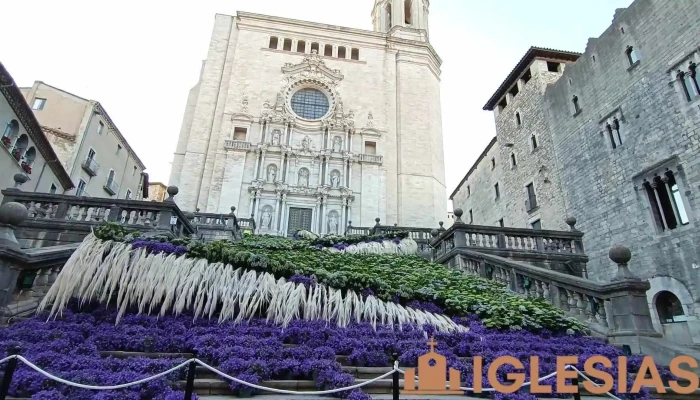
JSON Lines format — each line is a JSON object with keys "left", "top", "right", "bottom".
{"left": 0, "top": 202, "right": 28, "bottom": 250}
{"left": 0, "top": 345, "right": 20, "bottom": 400}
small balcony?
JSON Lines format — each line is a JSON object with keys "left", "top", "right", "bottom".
{"left": 224, "top": 140, "right": 252, "bottom": 151}
{"left": 359, "top": 154, "right": 383, "bottom": 164}
{"left": 104, "top": 178, "right": 119, "bottom": 196}
{"left": 82, "top": 157, "right": 100, "bottom": 177}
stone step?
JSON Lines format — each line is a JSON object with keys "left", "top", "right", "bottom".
{"left": 99, "top": 350, "right": 195, "bottom": 359}
{"left": 183, "top": 378, "right": 401, "bottom": 395}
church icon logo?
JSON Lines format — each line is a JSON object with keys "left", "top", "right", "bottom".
{"left": 402, "top": 337, "right": 462, "bottom": 395}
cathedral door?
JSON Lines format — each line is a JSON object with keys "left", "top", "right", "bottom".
{"left": 287, "top": 207, "right": 313, "bottom": 237}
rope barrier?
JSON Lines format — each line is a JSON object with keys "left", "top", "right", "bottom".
{"left": 569, "top": 366, "right": 623, "bottom": 400}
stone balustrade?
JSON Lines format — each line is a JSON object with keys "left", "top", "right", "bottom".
{"left": 358, "top": 154, "right": 383, "bottom": 164}
{"left": 188, "top": 207, "right": 254, "bottom": 241}
{"left": 449, "top": 244, "right": 661, "bottom": 352}
{"left": 224, "top": 140, "right": 252, "bottom": 151}
{"left": 431, "top": 209, "right": 588, "bottom": 276}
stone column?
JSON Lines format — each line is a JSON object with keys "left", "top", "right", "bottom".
{"left": 325, "top": 156, "right": 331, "bottom": 186}
{"left": 321, "top": 196, "right": 328, "bottom": 235}
{"left": 345, "top": 129, "right": 350, "bottom": 152}
{"left": 0, "top": 202, "right": 28, "bottom": 309}
{"left": 259, "top": 150, "right": 267, "bottom": 179}
{"left": 313, "top": 197, "right": 321, "bottom": 234}
{"left": 287, "top": 123, "right": 293, "bottom": 146}
{"left": 279, "top": 194, "right": 288, "bottom": 236}
{"left": 254, "top": 191, "right": 262, "bottom": 232}
{"left": 348, "top": 160, "right": 354, "bottom": 190}
{"left": 340, "top": 198, "right": 347, "bottom": 231}
{"left": 273, "top": 192, "right": 281, "bottom": 233}
{"left": 248, "top": 194, "right": 255, "bottom": 219}
{"left": 254, "top": 150, "right": 262, "bottom": 180}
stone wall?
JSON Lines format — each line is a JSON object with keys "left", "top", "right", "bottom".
{"left": 545, "top": 0, "right": 700, "bottom": 342}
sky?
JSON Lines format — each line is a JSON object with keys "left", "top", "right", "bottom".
{"left": 0, "top": 0, "right": 632, "bottom": 208}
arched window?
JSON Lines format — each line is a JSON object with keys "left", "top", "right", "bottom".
{"left": 625, "top": 45, "right": 639, "bottom": 65}
{"left": 677, "top": 61, "right": 699, "bottom": 102}
{"left": 655, "top": 291, "right": 685, "bottom": 324}
{"left": 283, "top": 39, "right": 292, "bottom": 51}
{"left": 572, "top": 95, "right": 581, "bottom": 114}
{"left": 12, "top": 134, "right": 28, "bottom": 161}
{"left": 351, "top": 48, "right": 360, "bottom": 60}
{"left": 385, "top": 2, "right": 392, "bottom": 30}
{"left": 404, "top": 0, "right": 412, "bottom": 25}
{"left": 337, "top": 46, "right": 347, "bottom": 59}
{"left": 515, "top": 112, "right": 522, "bottom": 126}
{"left": 1, "top": 120, "right": 19, "bottom": 148}
{"left": 24, "top": 147, "right": 36, "bottom": 165}
{"left": 311, "top": 42, "right": 320, "bottom": 54}
{"left": 269, "top": 37, "right": 279, "bottom": 49}
{"left": 296, "top": 40, "right": 306, "bottom": 53}
{"left": 324, "top": 44, "right": 333, "bottom": 57}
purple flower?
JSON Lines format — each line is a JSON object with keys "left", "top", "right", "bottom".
{"left": 289, "top": 274, "right": 317, "bottom": 288}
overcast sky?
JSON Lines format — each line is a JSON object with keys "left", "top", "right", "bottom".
{"left": 1, "top": 0, "right": 631, "bottom": 207}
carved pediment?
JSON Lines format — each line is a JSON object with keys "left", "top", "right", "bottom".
{"left": 282, "top": 51, "right": 344, "bottom": 83}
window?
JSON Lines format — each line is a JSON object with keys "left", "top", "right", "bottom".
{"left": 644, "top": 171, "right": 689, "bottom": 232}
{"left": 497, "top": 97, "right": 507, "bottom": 112}
{"left": 337, "top": 46, "right": 347, "bottom": 59}
{"left": 296, "top": 40, "right": 306, "bottom": 53}
{"left": 351, "top": 48, "right": 360, "bottom": 60}
{"left": 269, "top": 37, "right": 279, "bottom": 49}
{"left": 515, "top": 112, "right": 522, "bottom": 126}
{"left": 31, "top": 98, "right": 46, "bottom": 110}
{"left": 117, "top": 144, "right": 122, "bottom": 155}
{"left": 626, "top": 46, "right": 639, "bottom": 65}
{"left": 467, "top": 185, "right": 471, "bottom": 197}
{"left": 469, "top": 209, "right": 473, "bottom": 224}
{"left": 364, "top": 141, "right": 377, "bottom": 155}
{"left": 283, "top": 39, "right": 292, "bottom": 51}
{"left": 509, "top": 85, "right": 519, "bottom": 98}
{"left": 2, "top": 120, "right": 19, "bottom": 145}
{"left": 97, "top": 121, "right": 104, "bottom": 135}
{"left": 655, "top": 291, "right": 685, "bottom": 324}
{"left": 531, "top": 219, "right": 542, "bottom": 230}
{"left": 494, "top": 183, "right": 500, "bottom": 200}
{"left": 546, "top": 62, "right": 561, "bottom": 73}
{"left": 324, "top": 44, "right": 333, "bottom": 57}
{"left": 49, "top": 184, "right": 57, "bottom": 194}
{"left": 678, "top": 61, "right": 700, "bottom": 102}
{"left": 125, "top": 189, "right": 133, "bottom": 200}
{"left": 531, "top": 135, "right": 538, "bottom": 150}
{"left": 572, "top": 95, "right": 581, "bottom": 114}
{"left": 108, "top": 170, "right": 115, "bottom": 182}
{"left": 233, "top": 127, "right": 247, "bottom": 141}
{"left": 499, "top": 218, "right": 504, "bottom": 228}
{"left": 77, "top": 179, "right": 87, "bottom": 197}
{"left": 491, "top": 157, "right": 496, "bottom": 170}
{"left": 606, "top": 118, "right": 622, "bottom": 149}
{"left": 510, "top": 153, "right": 517, "bottom": 168}
{"left": 290, "top": 89, "right": 329, "bottom": 120}
{"left": 311, "top": 42, "right": 320, "bottom": 53}
{"left": 404, "top": 0, "right": 412, "bottom": 24}
{"left": 525, "top": 183, "right": 537, "bottom": 211}
{"left": 521, "top": 69, "right": 532, "bottom": 84}
{"left": 620, "top": 27, "right": 625, "bottom": 34}
{"left": 385, "top": 2, "right": 392, "bottom": 30}
{"left": 133, "top": 166, "right": 137, "bottom": 176}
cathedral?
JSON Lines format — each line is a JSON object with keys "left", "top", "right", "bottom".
{"left": 169, "top": 0, "right": 447, "bottom": 236}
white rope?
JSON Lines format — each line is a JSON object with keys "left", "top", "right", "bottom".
{"left": 570, "top": 366, "right": 623, "bottom": 400}
{"left": 194, "top": 359, "right": 399, "bottom": 395}
{"left": 0, "top": 355, "right": 17, "bottom": 365}
{"left": 15, "top": 355, "right": 191, "bottom": 390}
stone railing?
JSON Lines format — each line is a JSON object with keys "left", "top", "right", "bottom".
{"left": 344, "top": 218, "right": 438, "bottom": 259}
{"left": 224, "top": 140, "right": 252, "bottom": 151}
{"left": 358, "top": 154, "right": 383, "bottom": 164}
{"left": 1, "top": 180, "right": 194, "bottom": 247}
{"left": 431, "top": 209, "right": 588, "bottom": 277}
{"left": 448, "top": 244, "right": 661, "bottom": 351}
{"left": 0, "top": 202, "right": 78, "bottom": 324}
{"left": 189, "top": 207, "right": 254, "bottom": 242}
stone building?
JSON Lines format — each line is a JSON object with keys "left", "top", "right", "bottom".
{"left": 147, "top": 182, "right": 168, "bottom": 202}
{"left": 452, "top": 0, "right": 700, "bottom": 344}
{"left": 169, "top": 0, "right": 448, "bottom": 236}
{"left": 0, "top": 62, "right": 73, "bottom": 201}
{"left": 19, "top": 82, "right": 147, "bottom": 200}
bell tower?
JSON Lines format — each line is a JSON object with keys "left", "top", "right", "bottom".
{"left": 372, "top": 0, "right": 430, "bottom": 40}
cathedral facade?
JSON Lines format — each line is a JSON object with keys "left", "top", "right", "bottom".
{"left": 169, "top": 0, "right": 447, "bottom": 236}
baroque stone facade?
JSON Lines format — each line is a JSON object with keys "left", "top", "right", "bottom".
{"left": 452, "top": 0, "right": 700, "bottom": 344}
{"left": 170, "top": 1, "right": 447, "bottom": 236}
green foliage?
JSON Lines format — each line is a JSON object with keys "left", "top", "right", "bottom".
{"left": 305, "top": 231, "right": 410, "bottom": 247}
{"left": 92, "top": 224, "right": 585, "bottom": 333}
{"left": 94, "top": 222, "right": 141, "bottom": 242}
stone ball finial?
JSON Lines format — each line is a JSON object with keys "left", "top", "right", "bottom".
{"left": 453, "top": 208, "right": 464, "bottom": 224}
{"left": 11, "top": 173, "right": 28, "bottom": 190}
{"left": 167, "top": 186, "right": 179, "bottom": 197}
{"left": 430, "top": 229, "right": 439, "bottom": 238}
{"left": 565, "top": 217, "right": 578, "bottom": 231}
{"left": 0, "top": 202, "right": 29, "bottom": 227}
{"left": 375, "top": 218, "right": 381, "bottom": 225}
{"left": 184, "top": 211, "right": 195, "bottom": 219}
{"left": 230, "top": 206, "right": 236, "bottom": 213}
{"left": 609, "top": 245, "right": 632, "bottom": 265}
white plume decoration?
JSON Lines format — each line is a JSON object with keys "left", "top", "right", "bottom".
{"left": 325, "top": 238, "right": 419, "bottom": 255}
{"left": 38, "top": 234, "right": 467, "bottom": 333}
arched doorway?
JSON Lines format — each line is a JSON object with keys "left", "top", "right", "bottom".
{"left": 655, "top": 291, "right": 685, "bottom": 324}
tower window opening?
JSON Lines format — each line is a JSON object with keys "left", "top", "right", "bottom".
{"left": 297, "top": 40, "right": 306, "bottom": 53}
{"left": 311, "top": 42, "right": 320, "bottom": 53}
{"left": 509, "top": 84, "right": 519, "bottom": 98}
{"left": 338, "top": 46, "right": 347, "bottom": 59}
{"left": 324, "top": 44, "right": 333, "bottom": 57}
{"left": 626, "top": 46, "right": 639, "bottom": 65}
{"left": 547, "top": 61, "right": 561, "bottom": 73}
{"left": 351, "top": 48, "right": 360, "bottom": 60}
{"left": 521, "top": 69, "right": 532, "bottom": 84}
{"left": 283, "top": 39, "right": 292, "bottom": 51}
{"left": 269, "top": 37, "right": 279, "bottom": 49}
{"left": 404, "top": 0, "right": 412, "bottom": 25}
{"left": 515, "top": 112, "right": 522, "bottom": 126}
{"left": 386, "top": 2, "right": 392, "bottom": 30}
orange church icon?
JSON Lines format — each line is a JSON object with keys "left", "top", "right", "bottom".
{"left": 402, "top": 337, "right": 462, "bottom": 395}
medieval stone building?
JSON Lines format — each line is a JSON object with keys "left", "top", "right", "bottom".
{"left": 169, "top": 1, "right": 447, "bottom": 236}
{"left": 451, "top": 0, "right": 700, "bottom": 344}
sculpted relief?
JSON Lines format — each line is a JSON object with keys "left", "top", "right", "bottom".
{"left": 267, "top": 164, "right": 277, "bottom": 182}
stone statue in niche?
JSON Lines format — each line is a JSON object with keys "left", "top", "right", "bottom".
{"left": 240, "top": 97, "right": 249, "bottom": 113}
{"left": 275, "top": 92, "right": 285, "bottom": 109}
{"left": 301, "top": 136, "right": 311, "bottom": 151}
{"left": 261, "top": 209, "right": 273, "bottom": 229}
{"left": 332, "top": 137, "right": 342, "bottom": 152}
{"left": 367, "top": 112, "right": 374, "bottom": 128}
{"left": 336, "top": 101, "right": 344, "bottom": 117}
{"left": 298, "top": 169, "right": 309, "bottom": 187}
{"left": 267, "top": 165, "right": 277, "bottom": 182}
{"left": 331, "top": 171, "right": 340, "bottom": 188}
{"left": 328, "top": 214, "right": 339, "bottom": 235}
{"left": 272, "top": 130, "right": 281, "bottom": 145}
